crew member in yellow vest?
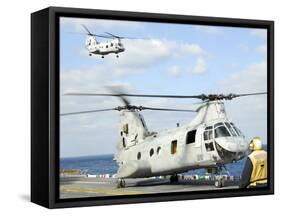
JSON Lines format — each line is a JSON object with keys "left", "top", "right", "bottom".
{"left": 239, "top": 137, "right": 267, "bottom": 188}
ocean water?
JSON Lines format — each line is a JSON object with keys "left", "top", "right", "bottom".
{"left": 60, "top": 153, "right": 251, "bottom": 177}
{"left": 61, "top": 154, "right": 118, "bottom": 175}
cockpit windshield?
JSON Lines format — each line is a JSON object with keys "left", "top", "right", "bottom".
{"left": 225, "top": 122, "right": 237, "bottom": 136}
{"left": 204, "top": 122, "right": 243, "bottom": 139}
{"left": 214, "top": 125, "right": 231, "bottom": 138}
{"left": 230, "top": 122, "right": 243, "bottom": 136}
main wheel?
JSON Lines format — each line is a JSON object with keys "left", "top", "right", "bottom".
{"left": 101, "top": 56, "right": 104, "bottom": 58}
{"left": 215, "top": 177, "right": 225, "bottom": 188}
{"left": 170, "top": 175, "right": 179, "bottom": 183}
{"left": 117, "top": 179, "right": 126, "bottom": 188}
{"left": 116, "top": 55, "right": 119, "bottom": 58}
{"left": 121, "top": 179, "right": 126, "bottom": 188}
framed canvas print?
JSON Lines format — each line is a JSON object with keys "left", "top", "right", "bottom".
{"left": 31, "top": 6, "right": 274, "bottom": 208}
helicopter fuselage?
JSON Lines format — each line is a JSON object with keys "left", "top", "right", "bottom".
{"left": 115, "top": 101, "right": 249, "bottom": 179}
{"left": 86, "top": 36, "right": 125, "bottom": 56}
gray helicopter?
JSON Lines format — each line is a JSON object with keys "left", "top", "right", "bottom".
{"left": 62, "top": 91, "right": 266, "bottom": 188}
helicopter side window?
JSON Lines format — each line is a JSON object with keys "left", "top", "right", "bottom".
{"left": 157, "top": 147, "right": 161, "bottom": 155}
{"left": 171, "top": 140, "right": 177, "bottom": 155}
{"left": 149, "top": 148, "right": 154, "bottom": 157}
{"left": 106, "top": 45, "right": 108, "bottom": 48}
{"left": 205, "top": 142, "right": 215, "bottom": 152}
{"left": 122, "top": 137, "right": 126, "bottom": 148}
{"left": 123, "top": 124, "right": 129, "bottom": 134}
{"left": 137, "top": 152, "right": 141, "bottom": 160}
{"left": 215, "top": 125, "right": 231, "bottom": 138}
{"left": 186, "top": 130, "right": 197, "bottom": 144}
{"left": 110, "top": 43, "right": 113, "bottom": 47}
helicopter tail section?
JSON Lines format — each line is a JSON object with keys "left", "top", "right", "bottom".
{"left": 117, "top": 110, "right": 149, "bottom": 150}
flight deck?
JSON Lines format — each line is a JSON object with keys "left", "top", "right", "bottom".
{"left": 60, "top": 176, "right": 239, "bottom": 199}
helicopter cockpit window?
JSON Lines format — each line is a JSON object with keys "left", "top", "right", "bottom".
{"left": 230, "top": 122, "right": 243, "bottom": 136}
{"left": 204, "top": 127, "right": 213, "bottom": 140}
{"left": 214, "top": 125, "right": 231, "bottom": 138}
{"left": 214, "top": 122, "right": 224, "bottom": 128}
{"left": 225, "top": 122, "right": 237, "bottom": 136}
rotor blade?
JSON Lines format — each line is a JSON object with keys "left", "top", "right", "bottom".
{"left": 64, "top": 92, "right": 206, "bottom": 100}
{"left": 104, "top": 32, "right": 120, "bottom": 38}
{"left": 64, "top": 92, "right": 267, "bottom": 101}
{"left": 61, "top": 108, "right": 116, "bottom": 116}
{"left": 81, "top": 24, "right": 93, "bottom": 35}
{"left": 104, "top": 32, "right": 136, "bottom": 39}
{"left": 231, "top": 92, "right": 267, "bottom": 99}
{"left": 141, "top": 106, "right": 196, "bottom": 112}
{"left": 81, "top": 25, "right": 113, "bottom": 38}
{"left": 93, "top": 34, "right": 116, "bottom": 39}
{"left": 65, "top": 31, "right": 112, "bottom": 38}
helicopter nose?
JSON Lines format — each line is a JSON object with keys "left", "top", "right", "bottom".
{"left": 216, "top": 137, "right": 248, "bottom": 152}
{"left": 215, "top": 137, "right": 248, "bottom": 161}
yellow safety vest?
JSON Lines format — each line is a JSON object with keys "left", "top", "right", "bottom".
{"left": 248, "top": 150, "right": 267, "bottom": 187}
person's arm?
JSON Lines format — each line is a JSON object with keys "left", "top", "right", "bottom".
{"left": 239, "top": 157, "right": 253, "bottom": 188}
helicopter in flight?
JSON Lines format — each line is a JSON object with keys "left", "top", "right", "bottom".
{"left": 81, "top": 24, "right": 135, "bottom": 58}
{"left": 62, "top": 91, "right": 266, "bottom": 188}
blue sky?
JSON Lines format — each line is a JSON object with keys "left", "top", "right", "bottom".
{"left": 60, "top": 17, "right": 267, "bottom": 158}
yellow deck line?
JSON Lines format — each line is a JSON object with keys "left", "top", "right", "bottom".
{"left": 60, "top": 186, "right": 145, "bottom": 196}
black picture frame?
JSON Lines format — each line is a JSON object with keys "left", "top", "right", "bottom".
{"left": 31, "top": 6, "right": 274, "bottom": 208}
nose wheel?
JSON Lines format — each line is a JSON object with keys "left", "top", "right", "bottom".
{"left": 215, "top": 176, "right": 225, "bottom": 188}
{"left": 213, "top": 164, "right": 229, "bottom": 188}
{"left": 116, "top": 55, "right": 119, "bottom": 58}
{"left": 101, "top": 55, "right": 104, "bottom": 58}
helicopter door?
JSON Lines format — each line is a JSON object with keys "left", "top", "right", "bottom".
{"left": 203, "top": 126, "right": 215, "bottom": 152}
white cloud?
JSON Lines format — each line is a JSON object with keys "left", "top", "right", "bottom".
{"left": 167, "top": 65, "right": 180, "bottom": 77}
{"left": 220, "top": 62, "right": 266, "bottom": 93}
{"left": 191, "top": 57, "right": 207, "bottom": 74}
{"left": 219, "top": 61, "right": 267, "bottom": 141}
{"left": 95, "top": 39, "right": 208, "bottom": 76}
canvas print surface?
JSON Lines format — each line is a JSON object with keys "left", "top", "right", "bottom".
{"left": 59, "top": 17, "right": 268, "bottom": 199}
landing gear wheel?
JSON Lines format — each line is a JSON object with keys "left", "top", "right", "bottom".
{"left": 116, "top": 55, "right": 119, "bottom": 58}
{"left": 170, "top": 175, "right": 179, "bottom": 183}
{"left": 101, "top": 56, "right": 104, "bottom": 58}
{"left": 89, "top": 53, "right": 92, "bottom": 56}
{"left": 215, "top": 177, "right": 225, "bottom": 188}
{"left": 117, "top": 179, "right": 126, "bottom": 188}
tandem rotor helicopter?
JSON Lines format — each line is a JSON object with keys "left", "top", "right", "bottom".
{"left": 62, "top": 91, "right": 266, "bottom": 188}
{"left": 81, "top": 24, "right": 135, "bottom": 58}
